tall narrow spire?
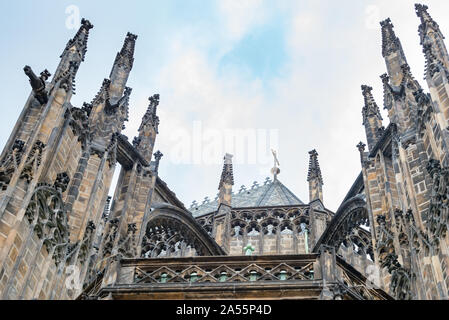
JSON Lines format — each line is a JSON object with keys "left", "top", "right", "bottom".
{"left": 53, "top": 18, "right": 93, "bottom": 84}
{"left": 362, "top": 85, "right": 384, "bottom": 151}
{"left": 307, "top": 150, "right": 323, "bottom": 203}
{"left": 140, "top": 94, "right": 160, "bottom": 133}
{"left": 218, "top": 153, "right": 234, "bottom": 207}
{"left": 380, "top": 18, "right": 408, "bottom": 86}
{"left": 109, "top": 32, "right": 138, "bottom": 100}
{"left": 362, "top": 85, "right": 383, "bottom": 122}
{"left": 87, "top": 32, "right": 137, "bottom": 140}
{"left": 133, "top": 94, "right": 160, "bottom": 162}
{"left": 415, "top": 4, "right": 449, "bottom": 71}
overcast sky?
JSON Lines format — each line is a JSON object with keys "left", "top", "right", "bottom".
{"left": 1, "top": 0, "right": 448, "bottom": 212}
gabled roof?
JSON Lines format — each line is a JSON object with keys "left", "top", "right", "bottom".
{"left": 190, "top": 177, "right": 304, "bottom": 217}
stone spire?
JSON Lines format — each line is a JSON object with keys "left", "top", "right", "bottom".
{"left": 53, "top": 18, "right": 93, "bottom": 85}
{"left": 153, "top": 150, "right": 163, "bottom": 173}
{"left": 109, "top": 32, "right": 138, "bottom": 101}
{"left": 307, "top": 149, "right": 323, "bottom": 203}
{"left": 380, "top": 18, "right": 408, "bottom": 86}
{"left": 361, "top": 85, "right": 384, "bottom": 151}
{"left": 218, "top": 153, "right": 234, "bottom": 207}
{"left": 133, "top": 94, "right": 160, "bottom": 162}
{"left": 140, "top": 94, "right": 160, "bottom": 133}
{"left": 87, "top": 32, "right": 136, "bottom": 144}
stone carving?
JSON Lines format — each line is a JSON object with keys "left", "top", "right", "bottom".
{"left": 0, "top": 139, "right": 25, "bottom": 190}
{"left": 69, "top": 106, "right": 90, "bottom": 149}
{"left": 102, "top": 196, "right": 112, "bottom": 220}
{"left": 380, "top": 18, "right": 402, "bottom": 58}
{"left": 79, "top": 221, "right": 96, "bottom": 265}
{"left": 102, "top": 218, "right": 119, "bottom": 256}
{"left": 24, "top": 184, "right": 70, "bottom": 265}
{"left": 54, "top": 172, "right": 70, "bottom": 193}
{"left": 117, "top": 223, "right": 138, "bottom": 258}
{"left": 20, "top": 140, "right": 45, "bottom": 183}
{"left": 361, "top": 85, "right": 383, "bottom": 123}
{"left": 426, "top": 159, "right": 449, "bottom": 247}
{"left": 112, "top": 32, "right": 137, "bottom": 72}
{"left": 375, "top": 215, "right": 413, "bottom": 300}
{"left": 218, "top": 153, "right": 234, "bottom": 189}
{"left": 315, "top": 196, "right": 369, "bottom": 251}
{"left": 23, "top": 66, "right": 51, "bottom": 105}
{"left": 134, "top": 260, "right": 314, "bottom": 284}
{"left": 141, "top": 216, "right": 213, "bottom": 258}
{"left": 140, "top": 94, "right": 160, "bottom": 133}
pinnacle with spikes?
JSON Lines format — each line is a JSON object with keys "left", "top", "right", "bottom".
{"left": 307, "top": 149, "right": 323, "bottom": 184}
{"left": 61, "top": 18, "right": 93, "bottom": 62}
{"left": 361, "top": 85, "right": 382, "bottom": 124}
{"left": 218, "top": 153, "right": 234, "bottom": 189}
{"left": 110, "top": 32, "right": 138, "bottom": 77}
{"left": 415, "top": 4, "right": 435, "bottom": 25}
{"left": 380, "top": 18, "right": 406, "bottom": 62}
{"left": 140, "top": 94, "right": 160, "bottom": 133}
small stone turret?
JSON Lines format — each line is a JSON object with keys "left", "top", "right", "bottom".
{"left": 361, "top": 85, "right": 384, "bottom": 151}
{"left": 307, "top": 149, "right": 323, "bottom": 203}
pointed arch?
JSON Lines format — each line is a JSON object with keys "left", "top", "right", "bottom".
{"left": 141, "top": 203, "right": 225, "bottom": 258}
{"left": 313, "top": 195, "right": 370, "bottom": 253}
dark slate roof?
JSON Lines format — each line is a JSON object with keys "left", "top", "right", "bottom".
{"left": 190, "top": 177, "right": 304, "bottom": 217}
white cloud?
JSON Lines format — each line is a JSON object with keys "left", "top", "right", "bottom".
{"left": 218, "top": 0, "right": 269, "bottom": 42}
{"left": 124, "top": 0, "right": 449, "bottom": 212}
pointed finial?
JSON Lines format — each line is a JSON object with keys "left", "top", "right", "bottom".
{"left": 415, "top": 4, "right": 432, "bottom": 24}
{"left": 380, "top": 18, "right": 403, "bottom": 58}
{"left": 380, "top": 73, "right": 390, "bottom": 84}
{"left": 61, "top": 18, "right": 93, "bottom": 61}
{"left": 111, "top": 32, "right": 138, "bottom": 76}
{"left": 140, "top": 94, "right": 160, "bottom": 133}
{"left": 24, "top": 66, "right": 50, "bottom": 105}
{"left": 361, "top": 85, "right": 382, "bottom": 124}
{"left": 357, "top": 142, "right": 367, "bottom": 163}
{"left": 307, "top": 149, "right": 323, "bottom": 184}
{"left": 271, "top": 149, "right": 281, "bottom": 180}
{"left": 153, "top": 150, "right": 163, "bottom": 172}
{"left": 218, "top": 153, "right": 234, "bottom": 189}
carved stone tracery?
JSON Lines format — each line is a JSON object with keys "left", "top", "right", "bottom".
{"left": 24, "top": 183, "right": 70, "bottom": 265}
{"left": 375, "top": 214, "right": 413, "bottom": 300}
{"left": 20, "top": 140, "right": 46, "bottom": 183}
{"left": 0, "top": 139, "right": 25, "bottom": 190}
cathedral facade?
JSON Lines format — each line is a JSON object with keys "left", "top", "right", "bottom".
{"left": 0, "top": 3, "right": 448, "bottom": 300}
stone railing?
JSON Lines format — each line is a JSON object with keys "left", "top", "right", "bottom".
{"left": 131, "top": 255, "right": 316, "bottom": 284}
{"left": 83, "top": 249, "right": 392, "bottom": 300}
